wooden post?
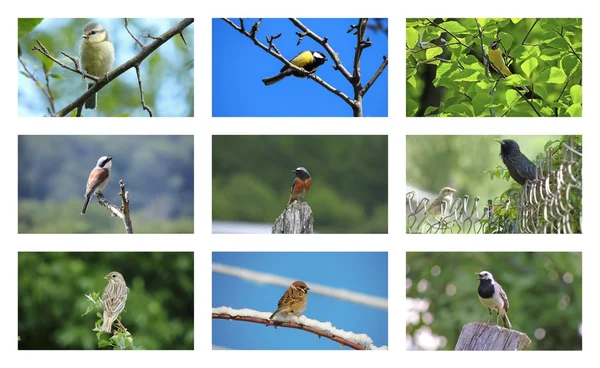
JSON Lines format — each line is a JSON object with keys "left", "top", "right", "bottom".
{"left": 272, "top": 201, "right": 314, "bottom": 234}
{"left": 455, "top": 322, "right": 531, "bottom": 351}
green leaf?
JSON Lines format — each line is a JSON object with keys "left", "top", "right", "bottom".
{"left": 18, "top": 18, "right": 43, "bottom": 40}
{"left": 570, "top": 85, "right": 582, "bottom": 105}
{"left": 537, "top": 67, "right": 567, "bottom": 84}
{"left": 425, "top": 46, "right": 443, "bottom": 60}
{"left": 520, "top": 57, "right": 538, "bottom": 78}
{"left": 506, "top": 89, "right": 520, "bottom": 106}
{"left": 503, "top": 74, "right": 529, "bottom": 87}
{"left": 98, "top": 340, "right": 113, "bottom": 348}
{"left": 20, "top": 71, "right": 32, "bottom": 79}
{"left": 406, "top": 99, "right": 418, "bottom": 117}
{"left": 453, "top": 69, "right": 479, "bottom": 82}
{"left": 439, "top": 21, "right": 467, "bottom": 34}
{"left": 49, "top": 73, "right": 64, "bottom": 80}
{"left": 406, "top": 27, "right": 419, "bottom": 49}
{"left": 565, "top": 104, "right": 582, "bottom": 117}
{"left": 473, "top": 93, "right": 492, "bottom": 116}
{"left": 445, "top": 103, "right": 474, "bottom": 117}
{"left": 561, "top": 55, "right": 580, "bottom": 77}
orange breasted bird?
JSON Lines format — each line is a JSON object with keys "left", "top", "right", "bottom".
{"left": 288, "top": 167, "right": 311, "bottom": 205}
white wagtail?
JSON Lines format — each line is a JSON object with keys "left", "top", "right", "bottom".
{"left": 476, "top": 271, "right": 512, "bottom": 330}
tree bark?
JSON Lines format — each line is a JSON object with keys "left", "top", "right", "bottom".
{"left": 455, "top": 322, "right": 531, "bottom": 351}
{"left": 272, "top": 201, "right": 314, "bottom": 234}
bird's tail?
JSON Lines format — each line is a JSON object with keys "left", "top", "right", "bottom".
{"left": 85, "top": 83, "right": 97, "bottom": 109}
{"left": 100, "top": 314, "right": 114, "bottom": 333}
{"left": 269, "top": 310, "right": 280, "bottom": 320}
{"left": 81, "top": 195, "right": 91, "bottom": 215}
{"left": 262, "top": 72, "right": 287, "bottom": 86}
{"left": 501, "top": 314, "right": 512, "bottom": 330}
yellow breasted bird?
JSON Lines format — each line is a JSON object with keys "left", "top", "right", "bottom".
{"left": 262, "top": 50, "right": 327, "bottom": 86}
{"left": 488, "top": 40, "right": 530, "bottom": 94}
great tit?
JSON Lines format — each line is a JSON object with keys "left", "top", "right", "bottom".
{"left": 79, "top": 21, "right": 115, "bottom": 109}
{"left": 262, "top": 50, "right": 327, "bottom": 86}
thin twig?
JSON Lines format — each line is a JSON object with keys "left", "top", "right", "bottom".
{"left": 360, "top": 56, "right": 387, "bottom": 96}
{"left": 125, "top": 18, "right": 145, "bottom": 48}
{"left": 212, "top": 313, "right": 367, "bottom": 350}
{"left": 19, "top": 57, "right": 56, "bottom": 114}
{"left": 134, "top": 64, "right": 153, "bottom": 116}
{"left": 521, "top": 18, "right": 539, "bottom": 45}
{"left": 32, "top": 40, "right": 97, "bottom": 82}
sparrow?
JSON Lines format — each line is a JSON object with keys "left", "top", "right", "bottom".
{"left": 496, "top": 139, "right": 537, "bottom": 186}
{"left": 424, "top": 187, "right": 457, "bottom": 218}
{"left": 476, "top": 271, "right": 512, "bottom": 329}
{"left": 269, "top": 281, "right": 310, "bottom": 320}
{"left": 81, "top": 155, "right": 112, "bottom": 214}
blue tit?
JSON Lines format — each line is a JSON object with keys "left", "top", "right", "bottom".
{"left": 79, "top": 21, "right": 115, "bottom": 109}
{"left": 262, "top": 50, "right": 327, "bottom": 86}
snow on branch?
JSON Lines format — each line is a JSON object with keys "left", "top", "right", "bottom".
{"left": 212, "top": 306, "right": 387, "bottom": 350}
{"left": 213, "top": 263, "right": 387, "bottom": 310}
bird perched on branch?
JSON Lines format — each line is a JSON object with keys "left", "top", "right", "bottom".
{"left": 101, "top": 271, "right": 129, "bottom": 333}
{"left": 476, "top": 271, "right": 512, "bottom": 330}
{"left": 288, "top": 167, "right": 312, "bottom": 205}
{"left": 80, "top": 21, "right": 115, "bottom": 109}
{"left": 425, "top": 187, "right": 457, "bottom": 219}
{"left": 269, "top": 281, "right": 310, "bottom": 320}
{"left": 262, "top": 51, "right": 327, "bottom": 86}
{"left": 81, "top": 156, "right": 112, "bottom": 214}
{"left": 496, "top": 139, "right": 537, "bottom": 186}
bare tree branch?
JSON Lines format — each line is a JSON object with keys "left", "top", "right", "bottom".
{"left": 134, "top": 64, "right": 152, "bottom": 116}
{"left": 18, "top": 56, "right": 56, "bottom": 115}
{"left": 95, "top": 180, "right": 133, "bottom": 234}
{"left": 212, "top": 313, "right": 367, "bottom": 350}
{"left": 32, "top": 18, "right": 194, "bottom": 117}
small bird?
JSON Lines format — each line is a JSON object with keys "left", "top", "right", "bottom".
{"left": 496, "top": 139, "right": 537, "bottom": 186}
{"left": 81, "top": 156, "right": 112, "bottom": 215}
{"left": 80, "top": 21, "right": 115, "bottom": 109}
{"left": 488, "top": 40, "right": 529, "bottom": 93}
{"left": 288, "top": 167, "right": 312, "bottom": 205}
{"left": 101, "top": 271, "right": 129, "bottom": 333}
{"left": 262, "top": 51, "right": 328, "bottom": 86}
{"left": 476, "top": 271, "right": 512, "bottom": 330}
{"left": 269, "top": 281, "right": 310, "bottom": 320}
{"left": 424, "top": 187, "right": 457, "bottom": 218}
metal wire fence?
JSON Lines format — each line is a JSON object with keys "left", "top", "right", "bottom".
{"left": 406, "top": 137, "right": 582, "bottom": 234}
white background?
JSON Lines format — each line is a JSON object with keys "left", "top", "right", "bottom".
{"left": 4, "top": 0, "right": 591, "bottom": 366}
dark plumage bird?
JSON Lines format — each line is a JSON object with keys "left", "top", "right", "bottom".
{"left": 496, "top": 139, "right": 537, "bottom": 185}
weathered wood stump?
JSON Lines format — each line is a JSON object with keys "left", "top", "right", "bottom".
{"left": 455, "top": 322, "right": 531, "bottom": 350}
{"left": 272, "top": 201, "right": 314, "bottom": 234}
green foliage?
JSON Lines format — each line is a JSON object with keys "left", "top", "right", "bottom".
{"left": 18, "top": 252, "right": 194, "bottom": 350}
{"left": 212, "top": 136, "right": 388, "bottom": 233}
{"left": 407, "top": 252, "right": 582, "bottom": 350}
{"left": 406, "top": 18, "right": 582, "bottom": 117}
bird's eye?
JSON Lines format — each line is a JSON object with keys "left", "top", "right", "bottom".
{"left": 112, "top": 274, "right": 116, "bottom": 277}
{"left": 90, "top": 30, "right": 97, "bottom": 35}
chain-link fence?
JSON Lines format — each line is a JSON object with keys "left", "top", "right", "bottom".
{"left": 406, "top": 137, "right": 582, "bottom": 234}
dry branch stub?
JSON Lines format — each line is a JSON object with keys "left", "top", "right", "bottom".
{"left": 455, "top": 322, "right": 531, "bottom": 350}
{"left": 272, "top": 201, "right": 314, "bottom": 234}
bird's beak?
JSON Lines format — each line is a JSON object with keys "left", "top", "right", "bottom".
{"left": 474, "top": 272, "right": 481, "bottom": 279}
{"left": 104, "top": 275, "right": 110, "bottom": 280}
{"left": 291, "top": 169, "right": 296, "bottom": 173}
{"left": 495, "top": 139, "right": 504, "bottom": 145}
{"left": 82, "top": 34, "right": 89, "bottom": 39}
{"left": 306, "top": 287, "right": 310, "bottom": 291}
{"left": 107, "top": 156, "right": 113, "bottom": 161}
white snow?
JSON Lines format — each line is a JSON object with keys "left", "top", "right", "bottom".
{"left": 213, "top": 306, "right": 387, "bottom": 350}
{"left": 212, "top": 263, "right": 387, "bottom": 310}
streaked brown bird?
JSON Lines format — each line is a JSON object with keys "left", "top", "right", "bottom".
{"left": 425, "top": 187, "right": 457, "bottom": 219}
{"left": 496, "top": 139, "right": 537, "bottom": 186}
{"left": 269, "top": 281, "right": 310, "bottom": 320}
{"left": 101, "top": 271, "right": 129, "bottom": 333}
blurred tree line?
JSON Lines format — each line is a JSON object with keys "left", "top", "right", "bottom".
{"left": 406, "top": 135, "right": 562, "bottom": 204}
{"left": 18, "top": 18, "right": 194, "bottom": 117}
{"left": 407, "top": 252, "right": 582, "bottom": 350}
{"left": 18, "top": 135, "right": 194, "bottom": 233}
{"left": 18, "top": 252, "right": 194, "bottom": 350}
{"left": 212, "top": 136, "right": 388, "bottom": 233}
{"left": 406, "top": 18, "right": 582, "bottom": 117}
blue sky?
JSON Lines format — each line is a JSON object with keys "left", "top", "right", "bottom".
{"left": 212, "top": 18, "right": 388, "bottom": 117}
{"left": 212, "top": 252, "right": 388, "bottom": 349}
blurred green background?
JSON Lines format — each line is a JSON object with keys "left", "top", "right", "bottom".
{"left": 406, "top": 135, "right": 563, "bottom": 202}
{"left": 18, "top": 252, "right": 194, "bottom": 350}
{"left": 18, "top": 135, "right": 194, "bottom": 233}
{"left": 212, "top": 135, "right": 388, "bottom": 233}
{"left": 18, "top": 18, "right": 194, "bottom": 117}
{"left": 406, "top": 252, "right": 582, "bottom": 350}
